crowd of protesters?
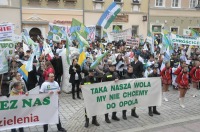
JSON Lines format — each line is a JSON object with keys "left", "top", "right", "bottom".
{"left": 1, "top": 35, "right": 200, "bottom": 130}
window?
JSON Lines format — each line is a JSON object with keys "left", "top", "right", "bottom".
{"left": 155, "top": 0, "right": 164, "bottom": 7}
{"left": 190, "top": 0, "right": 197, "bottom": 8}
{"left": 94, "top": 0, "right": 103, "bottom": 2}
{"left": 171, "top": 27, "right": 179, "bottom": 34}
{"left": 114, "top": 0, "right": 122, "bottom": 2}
{"left": 172, "top": 0, "right": 181, "bottom": 8}
{"left": 132, "top": 5, "right": 140, "bottom": 11}
{"left": 152, "top": 25, "right": 162, "bottom": 32}
{"left": 132, "top": 26, "right": 138, "bottom": 36}
{"left": 94, "top": 3, "right": 103, "bottom": 10}
{"left": 0, "top": 0, "right": 9, "bottom": 6}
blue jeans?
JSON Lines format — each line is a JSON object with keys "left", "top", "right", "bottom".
{"left": 11, "top": 127, "right": 24, "bottom": 132}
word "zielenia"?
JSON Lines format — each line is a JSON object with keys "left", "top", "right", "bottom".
{"left": 0, "top": 114, "right": 39, "bottom": 127}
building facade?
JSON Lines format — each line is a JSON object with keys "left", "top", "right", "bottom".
{"left": 22, "top": 0, "right": 83, "bottom": 40}
{"left": 0, "top": 0, "right": 21, "bottom": 35}
{"left": 84, "top": 0, "right": 148, "bottom": 38}
{"left": 22, "top": 0, "right": 148, "bottom": 39}
{"left": 149, "top": 0, "right": 200, "bottom": 37}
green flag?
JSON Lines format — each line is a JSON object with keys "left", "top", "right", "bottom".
{"left": 70, "top": 18, "right": 90, "bottom": 39}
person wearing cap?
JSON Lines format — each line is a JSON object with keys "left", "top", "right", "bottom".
{"left": 102, "top": 63, "right": 120, "bottom": 123}
{"left": 148, "top": 66, "right": 161, "bottom": 116}
{"left": 160, "top": 61, "right": 172, "bottom": 102}
{"left": 122, "top": 66, "right": 139, "bottom": 120}
{"left": 81, "top": 69, "right": 100, "bottom": 128}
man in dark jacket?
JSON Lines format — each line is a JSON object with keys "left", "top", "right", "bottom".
{"left": 131, "top": 55, "right": 144, "bottom": 78}
{"left": 27, "top": 59, "right": 38, "bottom": 91}
{"left": 69, "top": 58, "right": 82, "bottom": 99}
{"left": 51, "top": 53, "right": 63, "bottom": 86}
{"left": 81, "top": 69, "right": 100, "bottom": 128}
{"left": 102, "top": 63, "right": 120, "bottom": 123}
{"left": 148, "top": 66, "right": 161, "bottom": 116}
{"left": 122, "top": 66, "right": 139, "bottom": 120}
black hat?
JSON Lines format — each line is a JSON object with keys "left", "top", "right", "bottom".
{"left": 89, "top": 69, "right": 95, "bottom": 72}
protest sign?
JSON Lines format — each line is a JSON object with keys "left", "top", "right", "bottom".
{"left": 0, "top": 23, "right": 14, "bottom": 41}
{"left": 108, "top": 28, "right": 132, "bottom": 41}
{"left": 0, "top": 51, "right": 8, "bottom": 74}
{"left": 171, "top": 33, "right": 200, "bottom": 45}
{"left": 126, "top": 37, "right": 140, "bottom": 46}
{"left": 0, "top": 41, "right": 15, "bottom": 57}
{"left": 87, "top": 25, "right": 96, "bottom": 42}
{"left": 82, "top": 78, "right": 162, "bottom": 117}
{"left": 0, "top": 94, "right": 58, "bottom": 131}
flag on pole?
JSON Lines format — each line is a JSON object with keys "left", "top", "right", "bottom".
{"left": 18, "top": 64, "right": 28, "bottom": 82}
{"left": 97, "top": 2, "right": 121, "bottom": 29}
{"left": 70, "top": 18, "right": 90, "bottom": 39}
{"left": 53, "top": 34, "right": 61, "bottom": 43}
{"left": 22, "top": 32, "right": 35, "bottom": 46}
{"left": 25, "top": 53, "right": 34, "bottom": 72}
{"left": 75, "top": 32, "right": 90, "bottom": 49}
{"left": 66, "top": 33, "right": 71, "bottom": 65}
{"left": 90, "top": 51, "right": 108, "bottom": 69}
{"left": 78, "top": 51, "right": 86, "bottom": 66}
{"left": 190, "top": 28, "right": 199, "bottom": 38}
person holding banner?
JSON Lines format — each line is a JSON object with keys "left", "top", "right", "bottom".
{"left": 122, "top": 66, "right": 139, "bottom": 120}
{"left": 9, "top": 72, "right": 27, "bottom": 94}
{"left": 177, "top": 66, "right": 190, "bottom": 108}
{"left": 189, "top": 61, "right": 200, "bottom": 97}
{"left": 148, "top": 66, "right": 161, "bottom": 116}
{"left": 40, "top": 73, "right": 66, "bottom": 132}
{"left": 131, "top": 55, "right": 144, "bottom": 78}
{"left": 160, "top": 62, "right": 172, "bottom": 102}
{"left": 10, "top": 82, "right": 28, "bottom": 132}
{"left": 102, "top": 63, "right": 120, "bottom": 123}
{"left": 81, "top": 69, "right": 100, "bottom": 128}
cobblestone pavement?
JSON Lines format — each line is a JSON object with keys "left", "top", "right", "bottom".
{"left": 2, "top": 87, "right": 200, "bottom": 132}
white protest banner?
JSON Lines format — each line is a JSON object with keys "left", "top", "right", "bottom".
{"left": 108, "top": 28, "right": 132, "bottom": 41}
{"left": 29, "top": 86, "right": 40, "bottom": 94}
{"left": 0, "top": 41, "right": 15, "bottom": 57}
{"left": 171, "top": 33, "right": 200, "bottom": 45}
{"left": 13, "top": 34, "right": 22, "bottom": 42}
{"left": 82, "top": 78, "right": 162, "bottom": 117}
{"left": 0, "top": 23, "right": 14, "bottom": 41}
{"left": 87, "top": 25, "right": 96, "bottom": 42}
{"left": 0, "top": 51, "right": 8, "bottom": 74}
{"left": 126, "top": 37, "right": 140, "bottom": 46}
{"left": 0, "top": 94, "right": 58, "bottom": 131}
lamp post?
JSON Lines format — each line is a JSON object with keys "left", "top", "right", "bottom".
{"left": 83, "top": 0, "right": 85, "bottom": 24}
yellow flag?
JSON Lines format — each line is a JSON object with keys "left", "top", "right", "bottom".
{"left": 78, "top": 51, "right": 86, "bottom": 66}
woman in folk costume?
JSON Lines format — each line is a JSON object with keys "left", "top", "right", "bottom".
{"left": 172, "top": 62, "right": 179, "bottom": 90}
{"left": 160, "top": 62, "right": 172, "bottom": 102}
{"left": 177, "top": 66, "right": 189, "bottom": 108}
{"left": 189, "top": 61, "right": 200, "bottom": 97}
